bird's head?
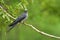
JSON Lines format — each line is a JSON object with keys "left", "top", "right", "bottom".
{"left": 24, "top": 9, "right": 28, "bottom": 13}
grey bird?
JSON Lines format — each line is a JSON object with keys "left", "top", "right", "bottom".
{"left": 7, "top": 9, "right": 28, "bottom": 32}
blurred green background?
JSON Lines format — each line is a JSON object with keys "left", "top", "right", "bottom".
{"left": 0, "top": 0, "right": 60, "bottom": 40}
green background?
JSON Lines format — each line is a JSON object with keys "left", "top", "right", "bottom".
{"left": 0, "top": 0, "right": 60, "bottom": 40}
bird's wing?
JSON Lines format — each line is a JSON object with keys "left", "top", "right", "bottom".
{"left": 9, "top": 14, "right": 26, "bottom": 27}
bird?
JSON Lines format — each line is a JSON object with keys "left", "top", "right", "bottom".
{"left": 7, "top": 9, "right": 28, "bottom": 32}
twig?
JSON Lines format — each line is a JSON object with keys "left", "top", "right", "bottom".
{"left": 0, "top": 5, "right": 60, "bottom": 39}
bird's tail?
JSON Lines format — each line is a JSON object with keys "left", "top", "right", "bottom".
{"left": 7, "top": 25, "right": 15, "bottom": 32}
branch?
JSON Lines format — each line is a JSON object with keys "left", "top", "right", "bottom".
{"left": 0, "top": 5, "right": 16, "bottom": 20}
{"left": 23, "top": 23, "right": 60, "bottom": 39}
{"left": 0, "top": 5, "right": 60, "bottom": 39}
